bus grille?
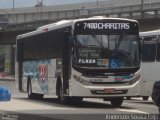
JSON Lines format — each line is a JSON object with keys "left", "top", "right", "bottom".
{"left": 91, "top": 90, "right": 128, "bottom": 95}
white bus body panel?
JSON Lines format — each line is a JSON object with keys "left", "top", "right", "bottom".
{"left": 141, "top": 62, "right": 160, "bottom": 96}
{"left": 140, "top": 63, "right": 150, "bottom": 96}
{"left": 140, "top": 30, "right": 160, "bottom": 97}
{"left": 22, "top": 59, "right": 61, "bottom": 96}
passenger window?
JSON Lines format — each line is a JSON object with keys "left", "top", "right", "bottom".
{"left": 142, "top": 37, "right": 156, "bottom": 62}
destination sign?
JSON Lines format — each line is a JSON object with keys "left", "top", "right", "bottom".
{"left": 74, "top": 19, "right": 139, "bottom": 34}
{"left": 83, "top": 22, "right": 130, "bottom": 30}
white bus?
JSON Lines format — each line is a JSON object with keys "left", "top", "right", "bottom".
{"left": 16, "top": 17, "right": 141, "bottom": 107}
{"left": 140, "top": 30, "right": 160, "bottom": 100}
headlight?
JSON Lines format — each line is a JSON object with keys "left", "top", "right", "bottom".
{"left": 128, "top": 74, "right": 140, "bottom": 85}
{"left": 73, "top": 75, "right": 90, "bottom": 86}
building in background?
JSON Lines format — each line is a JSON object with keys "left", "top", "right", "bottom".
{"left": 0, "top": 45, "right": 14, "bottom": 77}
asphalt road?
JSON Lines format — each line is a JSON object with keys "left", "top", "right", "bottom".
{"left": 0, "top": 80, "right": 159, "bottom": 120}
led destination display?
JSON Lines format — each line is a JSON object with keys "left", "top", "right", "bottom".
{"left": 83, "top": 22, "right": 130, "bottom": 30}
{"left": 75, "top": 19, "right": 139, "bottom": 34}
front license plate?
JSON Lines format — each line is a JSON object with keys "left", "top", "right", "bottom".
{"left": 104, "top": 88, "right": 116, "bottom": 93}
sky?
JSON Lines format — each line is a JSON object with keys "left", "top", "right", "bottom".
{"left": 0, "top": 0, "right": 101, "bottom": 9}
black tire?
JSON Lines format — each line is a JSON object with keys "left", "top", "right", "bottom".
{"left": 74, "top": 97, "right": 83, "bottom": 102}
{"left": 69, "top": 97, "right": 83, "bottom": 104}
{"left": 126, "top": 97, "right": 131, "bottom": 100}
{"left": 142, "top": 96, "right": 149, "bottom": 101}
{"left": 57, "top": 80, "right": 83, "bottom": 104}
{"left": 27, "top": 78, "right": 33, "bottom": 99}
{"left": 158, "top": 102, "right": 160, "bottom": 114}
{"left": 57, "top": 82, "right": 67, "bottom": 103}
{"left": 27, "top": 78, "right": 43, "bottom": 99}
{"left": 110, "top": 97, "right": 123, "bottom": 108}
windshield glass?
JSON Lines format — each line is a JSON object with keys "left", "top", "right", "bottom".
{"left": 74, "top": 34, "right": 140, "bottom": 69}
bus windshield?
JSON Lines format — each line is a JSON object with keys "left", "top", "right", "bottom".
{"left": 74, "top": 34, "right": 140, "bottom": 69}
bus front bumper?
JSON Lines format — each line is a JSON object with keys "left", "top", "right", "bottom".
{"left": 69, "top": 80, "right": 140, "bottom": 98}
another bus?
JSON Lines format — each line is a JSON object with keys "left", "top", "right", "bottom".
{"left": 140, "top": 29, "right": 160, "bottom": 100}
{"left": 16, "top": 16, "right": 141, "bottom": 107}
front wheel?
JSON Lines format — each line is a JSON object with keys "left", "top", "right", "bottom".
{"left": 110, "top": 97, "right": 123, "bottom": 107}
{"left": 27, "top": 78, "right": 43, "bottom": 99}
{"left": 142, "top": 96, "right": 149, "bottom": 101}
{"left": 126, "top": 97, "right": 131, "bottom": 100}
{"left": 57, "top": 82, "right": 68, "bottom": 103}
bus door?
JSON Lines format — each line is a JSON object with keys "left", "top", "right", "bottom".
{"left": 141, "top": 36, "right": 157, "bottom": 96}
{"left": 17, "top": 42, "right": 24, "bottom": 91}
{"left": 63, "top": 31, "right": 71, "bottom": 95}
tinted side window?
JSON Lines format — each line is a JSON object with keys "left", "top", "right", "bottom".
{"left": 22, "top": 30, "right": 65, "bottom": 60}
{"left": 142, "top": 37, "right": 156, "bottom": 62}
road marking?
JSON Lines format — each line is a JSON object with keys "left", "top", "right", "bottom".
{"left": 86, "top": 99, "right": 149, "bottom": 114}
{"left": 117, "top": 109, "right": 148, "bottom": 114}
{"left": 128, "top": 97, "right": 152, "bottom": 101}
{"left": 84, "top": 98, "right": 156, "bottom": 108}
{"left": 123, "top": 102, "right": 156, "bottom": 108}
{"left": 84, "top": 98, "right": 106, "bottom": 103}
{"left": 85, "top": 98, "right": 154, "bottom": 107}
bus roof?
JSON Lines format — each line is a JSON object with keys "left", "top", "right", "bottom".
{"left": 37, "top": 16, "right": 138, "bottom": 30}
{"left": 17, "top": 16, "right": 138, "bottom": 40}
{"left": 140, "top": 29, "right": 160, "bottom": 37}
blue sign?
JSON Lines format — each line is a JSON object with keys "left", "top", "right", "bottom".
{"left": 0, "top": 86, "right": 11, "bottom": 101}
{"left": 110, "top": 59, "right": 120, "bottom": 68}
